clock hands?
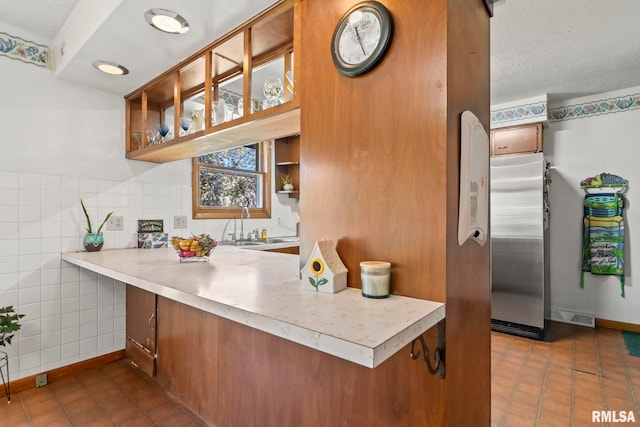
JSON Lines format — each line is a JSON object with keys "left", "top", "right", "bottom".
{"left": 353, "top": 26, "right": 367, "bottom": 57}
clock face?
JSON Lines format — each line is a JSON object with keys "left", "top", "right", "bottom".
{"left": 337, "top": 11, "right": 382, "bottom": 65}
{"left": 331, "top": 1, "right": 393, "bottom": 77}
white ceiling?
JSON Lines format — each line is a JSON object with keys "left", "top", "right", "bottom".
{"left": 1, "top": 0, "right": 639, "bottom": 104}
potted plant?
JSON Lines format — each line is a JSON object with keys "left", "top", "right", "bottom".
{"left": 281, "top": 175, "right": 294, "bottom": 191}
{"left": 81, "top": 199, "right": 113, "bottom": 252}
{"left": 0, "top": 306, "right": 24, "bottom": 347}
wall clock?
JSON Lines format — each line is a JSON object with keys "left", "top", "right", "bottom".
{"left": 330, "top": 1, "right": 393, "bottom": 77}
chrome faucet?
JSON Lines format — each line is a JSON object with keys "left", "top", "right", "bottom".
{"left": 239, "top": 206, "right": 250, "bottom": 240}
{"left": 221, "top": 217, "right": 237, "bottom": 242}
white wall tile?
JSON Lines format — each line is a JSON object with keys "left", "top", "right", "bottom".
{"left": 19, "top": 351, "right": 40, "bottom": 371}
{"left": 0, "top": 273, "right": 19, "bottom": 292}
{"left": 62, "top": 341, "right": 79, "bottom": 360}
{"left": 19, "top": 189, "right": 40, "bottom": 207}
{"left": 41, "top": 346, "right": 61, "bottom": 366}
{"left": 80, "top": 308, "right": 97, "bottom": 325}
{"left": 41, "top": 314, "right": 61, "bottom": 333}
{"left": 0, "top": 206, "right": 19, "bottom": 222}
{"left": 41, "top": 269, "right": 60, "bottom": 286}
{"left": 0, "top": 256, "right": 19, "bottom": 274}
{"left": 20, "top": 302, "right": 41, "bottom": 320}
{"left": 19, "top": 287, "right": 41, "bottom": 305}
{"left": 19, "top": 174, "right": 41, "bottom": 190}
{"left": 41, "top": 175, "right": 61, "bottom": 192}
{"left": 42, "top": 284, "right": 61, "bottom": 301}
{"left": 0, "top": 223, "right": 19, "bottom": 239}
{"left": 20, "top": 334, "right": 41, "bottom": 354}
{"left": 19, "top": 239, "right": 41, "bottom": 256}
{"left": 42, "top": 300, "right": 62, "bottom": 318}
{"left": 19, "top": 222, "right": 41, "bottom": 238}
{"left": 19, "top": 255, "right": 41, "bottom": 272}
{"left": 0, "top": 188, "right": 18, "bottom": 205}
{"left": 80, "top": 338, "right": 97, "bottom": 355}
{"left": 62, "top": 326, "right": 80, "bottom": 344}
{"left": 62, "top": 296, "right": 79, "bottom": 313}
{"left": 80, "top": 294, "right": 97, "bottom": 310}
{"left": 0, "top": 172, "right": 19, "bottom": 189}
{"left": 41, "top": 331, "right": 61, "bottom": 350}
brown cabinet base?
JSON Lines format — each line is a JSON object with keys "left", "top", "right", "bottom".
{"left": 126, "top": 294, "right": 443, "bottom": 426}
{"left": 125, "top": 340, "right": 156, "bottom": 378}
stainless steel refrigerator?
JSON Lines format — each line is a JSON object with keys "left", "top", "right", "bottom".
{"left": 490, "top": 152, "right": 550, "bottom": 340}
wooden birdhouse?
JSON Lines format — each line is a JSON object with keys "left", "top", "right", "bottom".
{"left": 301, "top": 240, "right": 348, "bottom": 293}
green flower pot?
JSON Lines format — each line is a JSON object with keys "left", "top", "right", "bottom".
{"left": 83, "top": 233, "right": 104, "bottom": 252}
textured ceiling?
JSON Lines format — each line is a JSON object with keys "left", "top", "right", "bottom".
{"left": 491, "top": 0, "right": 640, "bottom": 104}
{"left": 1, "top": 0, "right": 639, "bottom": 104}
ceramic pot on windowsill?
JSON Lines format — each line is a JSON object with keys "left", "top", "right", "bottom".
{"left": 83, "top": 233, "right": 104, "bottom": 252}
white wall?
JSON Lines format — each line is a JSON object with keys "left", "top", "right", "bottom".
{"left": 0, "top": 56, "right": 299, "bottom": 380}
{"left": 545, "top": 86, "right": 640, "bottom": 324}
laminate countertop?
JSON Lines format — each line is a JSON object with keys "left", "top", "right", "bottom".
{"left": 61, "top": 246, "right": 445, "bottom": 368}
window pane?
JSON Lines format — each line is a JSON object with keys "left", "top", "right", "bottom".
{"left": 197, "top": 145, "right": 258, "bottom": 171}
{"left": 199, "top": 168, "right": 261, "bottom": 208}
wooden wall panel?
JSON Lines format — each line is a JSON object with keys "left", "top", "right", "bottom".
{"left": 155, "top": 296, "right": 219, "bottom": 424}
{"left": 299, "top": 0, "right": 449, "bottom": 303}
{"left": 444, "top": 0, "right": 491, "bottom": 426}
{"left": 217, "top": 318, "right": 444, "bottom": 427}
{"left": 299, "top": 0, "right": 491, "bottom": 425}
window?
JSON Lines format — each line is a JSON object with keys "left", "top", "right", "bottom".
{"left": 192, "top": 142, "right": 271, "bottom": 219}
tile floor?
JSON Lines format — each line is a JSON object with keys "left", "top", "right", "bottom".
{"left": 492, "top": 322, "right": 640, "bottom": 427}
{"left": 2, "top": 322, "right": 639, "bottom": 426}
{"left": 0, "top": 359, "right": 205, "bottom": 426}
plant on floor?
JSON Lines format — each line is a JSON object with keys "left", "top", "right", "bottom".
{"left": 0, "top": 306, "right": 25, "bottom": 347}
{"left": 81, "top": 199, "right": 113, "bottom": 234}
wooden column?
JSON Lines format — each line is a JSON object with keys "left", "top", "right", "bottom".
{"left": 299, "top": 0, "right": 490, "bottom": 425}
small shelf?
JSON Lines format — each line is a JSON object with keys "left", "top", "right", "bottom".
{"left": 274, "top": 133, "right": 300, "bottom": 199}
{"left": 128, "top": 105, "right": 300, "bottom": 163}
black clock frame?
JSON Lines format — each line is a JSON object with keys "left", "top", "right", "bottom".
{"left": 330, "top": 1, "right": 393, "bottom": 77}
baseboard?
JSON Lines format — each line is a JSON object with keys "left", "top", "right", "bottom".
{"left": 596, "top": 318, "right": 640, "bottom": 333}
{"left": 0, "top": 350, "right": 125, "bottom": 398}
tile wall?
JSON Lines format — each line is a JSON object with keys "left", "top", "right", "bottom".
{"left": 0, "top": 170, "right": 296, "bottom": 381}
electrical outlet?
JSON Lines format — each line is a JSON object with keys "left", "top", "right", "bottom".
{"left": 35, "top": 374, "right": 48, "bottom": 387}
{"left": 174, "top": 215, "right": 188, "bottom": 229}
{"left": 107, "top": 215, "right": 124, "bottom": 231}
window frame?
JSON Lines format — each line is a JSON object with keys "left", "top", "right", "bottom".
{"left": 192, "top": 141, "right": 272, "bottom": 219}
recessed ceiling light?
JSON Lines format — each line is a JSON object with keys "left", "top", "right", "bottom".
{"left": 92, "top": 61, "right": 129, "bottom": 75}
{"left": 144, "top": 8, "right": 189, "bottom": 34}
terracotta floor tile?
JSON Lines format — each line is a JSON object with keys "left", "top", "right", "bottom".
{"left": 502, "top": 411, "right": 536, "bottom": 427}
{"left": 117, "top": 413, "right": 156, "bottom": 427}
{"left": 68, "top": 405, "right": 107, "bottom": 424}
{"left": 491, "top": 405, "right": 505, "bottom": 422}
{"left": 537, "top": 412, "right": 571, "bottom": 427}
{"left": 107, "top": 402, "right": 143, "bottom": 424}
{"left": 540, "top": 397, "right": 572, "bottom": 418}
{"left": 506, "top": 399, "right": 539, "bottom": 419}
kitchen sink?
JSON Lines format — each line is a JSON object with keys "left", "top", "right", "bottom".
{"left": 265, "top": 236, "right": 299, "bottom": 244}
{"left": 219, "top": 236, "right": 299, "bottom": 246}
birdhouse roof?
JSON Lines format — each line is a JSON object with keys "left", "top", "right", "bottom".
{"left": 302, "top": 240, "right": 348, "bottom": 274}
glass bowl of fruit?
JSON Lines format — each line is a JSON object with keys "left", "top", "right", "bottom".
{"left": 172, "top": 234, "right": 217, "bottom": 262}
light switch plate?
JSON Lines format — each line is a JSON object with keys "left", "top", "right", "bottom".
{"left": 107, "top": 215, "right": 124, "bottom": 231}
{"left": 174, "top": 215, "right": 188, "bottom": 229}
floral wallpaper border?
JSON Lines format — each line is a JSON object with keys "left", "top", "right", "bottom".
{"left": 548, "top": 93, "right": 640, "bottom": 122}
{"left": 0, "top": 32, "right": 50, "bottom": 68}
{"left": 490, "top": 101, "right": 547, "bottom": 126}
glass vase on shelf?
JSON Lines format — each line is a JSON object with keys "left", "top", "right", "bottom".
{"left": 263, "top": 77, "right": 283, "bottom": 109}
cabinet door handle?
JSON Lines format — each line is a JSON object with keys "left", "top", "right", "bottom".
{"left": 148, "top": 313, "right": 155, "bottom": 329}
{"left": 497, "top": 145, "right": 508, "bottom": 149}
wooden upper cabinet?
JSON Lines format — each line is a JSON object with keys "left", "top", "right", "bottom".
{"left": 125, "top": 0, "right": 299, "bottom": 163}
{"left": 490, "top": 123, "right": 543, "bottom": 156}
